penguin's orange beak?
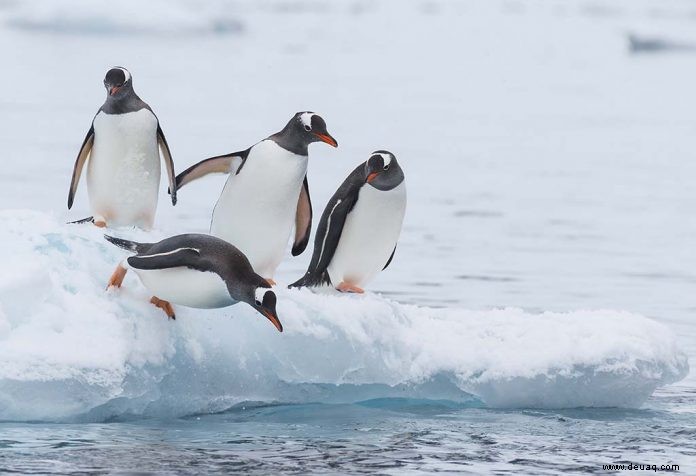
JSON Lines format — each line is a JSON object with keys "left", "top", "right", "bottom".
{"left": 367, "top": 172, "right": 379, "bottom": 183}
{"left": 263, "top": 310, "right": 283, "bottom": 333}
{"left": 313, "top": 133, "right": 338, "bottom": 147}
{"left": 109, "top": 86, "right": 121, "bottom": 96}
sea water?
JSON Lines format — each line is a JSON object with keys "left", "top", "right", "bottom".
{"left": 0, "top": 0, "right": 695, "bottom": 473}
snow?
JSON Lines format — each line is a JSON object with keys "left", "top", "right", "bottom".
{"left": 0, "top": 211, "right": 687, "bottom": 421}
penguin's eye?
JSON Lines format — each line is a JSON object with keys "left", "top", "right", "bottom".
{"left": 383, "top": 164, "right": 390, "bottom": 171}
{"left": 304, "top": 125, "right": 311, "bottom": 132}
{"left": 255, "top": 299, "right": 262, "bottom": 306}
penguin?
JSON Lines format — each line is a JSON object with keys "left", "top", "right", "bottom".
{"left": 104, "top": 233, "right": 282, "bottom": 332}
{"left": 175, "top": 112, "right": 337, "bottom": 284}
{"left": 290, "top": 150, "right": 406, "bottom": 294}
{"left": 68, "top": 67, "right": 177, "bottom": 229}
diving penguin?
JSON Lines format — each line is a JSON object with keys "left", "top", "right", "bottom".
{"left": 104, "top": 233, "right": 283, "bottom": 331}
{"left": 68, "top": 67, "right": 177, "bottom": 229}
{"left": 175, "top": 112, "right": 338, "bottom": 284}
{"left": 290, "top": 150, "right": 406, "bottom": 293}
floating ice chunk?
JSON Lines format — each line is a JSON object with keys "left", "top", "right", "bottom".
{"left": 0, "top": 211, "right": 688, "bottom": 421}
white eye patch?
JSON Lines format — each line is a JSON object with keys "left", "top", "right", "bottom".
{"left": 299, "top": 112, "right": 315, "bottom": 129}
{"left": 373, "top": 152, "right": 392, "bottom": 167}
{"left": 255, "top": 288, "right": 269, "bottom": 304}
{"left": 117, "top": 67, "right": 131, "bottom": 83}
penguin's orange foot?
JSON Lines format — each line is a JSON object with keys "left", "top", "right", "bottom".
{"left": 336, "top": 282, "right": 365, "bottom": 294}
{"left": 265, "top": 278, "right": 277, "bottom": 286}
{"left": 94, "top": 219, "right": 107, "bottom": 228}
{"left": 106, "top": 263, "right": 128, "bottom": 289}
{"left": 150, "top": 296, "right": 176, "bottom": 320}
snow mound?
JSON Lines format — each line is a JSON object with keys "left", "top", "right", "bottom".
{"left": 2, "top": 0, "right": 243, "bottom": 36}
{"left": 0, "top": 210, "right": 688, "bottom": 421}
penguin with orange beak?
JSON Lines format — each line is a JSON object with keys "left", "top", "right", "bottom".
{"left": 174, "top": 112, "right": 338, "bottom": 285}
{"left": 290, "top": 150, "right": 406, "bottom": 294}
{"left": 104, "top": 234, "right": 283, "bottom": 332}
{"left": 67, "top": 67, "right": 177, "bottom": 229}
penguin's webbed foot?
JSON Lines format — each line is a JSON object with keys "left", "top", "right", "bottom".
{"left": 336, "top": 282, "right": 365, "bottom": 294}
{"left": 265, "top": 278, "right": 277, "bottom": 286}
{"left": 106, "top": 263, "right": 128, "bottom": 290}
{"left": 93, "top": 215, "right": 107, "bottom": 228}
{"left": 150, "top": 296, "right": 176, "bottom": 320}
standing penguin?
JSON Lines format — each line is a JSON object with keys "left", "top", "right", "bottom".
{"left": 290, "top": 151, "right": 406, "bottom": 293}
{"left": 104, "top": 233, "right": 283, "bottom": 331}
{"left": 175, "top": 112, "right": 337, "bottom": 284}
{"left": 68, "top": 67, "right": 177, "bottom": 229}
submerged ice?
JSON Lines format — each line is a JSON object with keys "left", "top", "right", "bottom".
{"left": 0, "top": 211, "right": 688, "bottom": 421}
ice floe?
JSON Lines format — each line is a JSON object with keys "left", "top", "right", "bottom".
{"left": 0, "top": 210, "right": 688, "bottom": 420}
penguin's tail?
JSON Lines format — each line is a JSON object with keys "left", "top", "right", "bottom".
{"left": 288, "top": 270, "right": 332, "bottom": 289}
{"left": 67, "top": 216, "right": 94, "bottom": 225}
{"left": 104, "top": 235, "right": 149, "bottom": 254}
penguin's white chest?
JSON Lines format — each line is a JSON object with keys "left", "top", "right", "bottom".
{"left": 133, "top": 267, "right": 236, "bottom": 309}
{"left": 87, "top": 109, "right": 160, "bottom": 228}
{"left": 328, "top": 181, "right": 407, "bottom": 286}
{"left": 210, "top": 140, "right": 307, "bottom": 278}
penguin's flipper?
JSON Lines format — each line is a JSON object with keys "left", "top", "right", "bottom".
{"left": 306, "top": 195, "right": 356, "bottom": 276}
{"left": 157, "top": 124, "right": 177, "bottom": 206}
{"left": 290, "top": 191, "right": 360, "bottom": 288}
{"left": 67, "top": 125, "right": 94, "bottom": 209}
{"left": 290, "top": 165, "right": 366, "bottom": 289}
{"left": 127, "top": 247, "right": 202, "bottom": 271}
{"left": 292, "top": 175, "right": 313, "bottom": 256}
{"left": 175, "top": 149, "right": 250, "bottom": 190}
{"left": 383, "top": 245, "right": 396, "bottom": 270}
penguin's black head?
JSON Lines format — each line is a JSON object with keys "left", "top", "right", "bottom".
{"left": 365, "top": 150, "right": 405, "bottom": 191}
{"left": 103, "top": 67, "right": 133, "bottom": 98}
{"left": 293, "top": 112, "right": 338, "bottom": 147}
{"left": 251, "top": 285, "right": 283, "bottom": 332}
{"left": 271, "top": 112, "right": 338, "bottom": 155}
